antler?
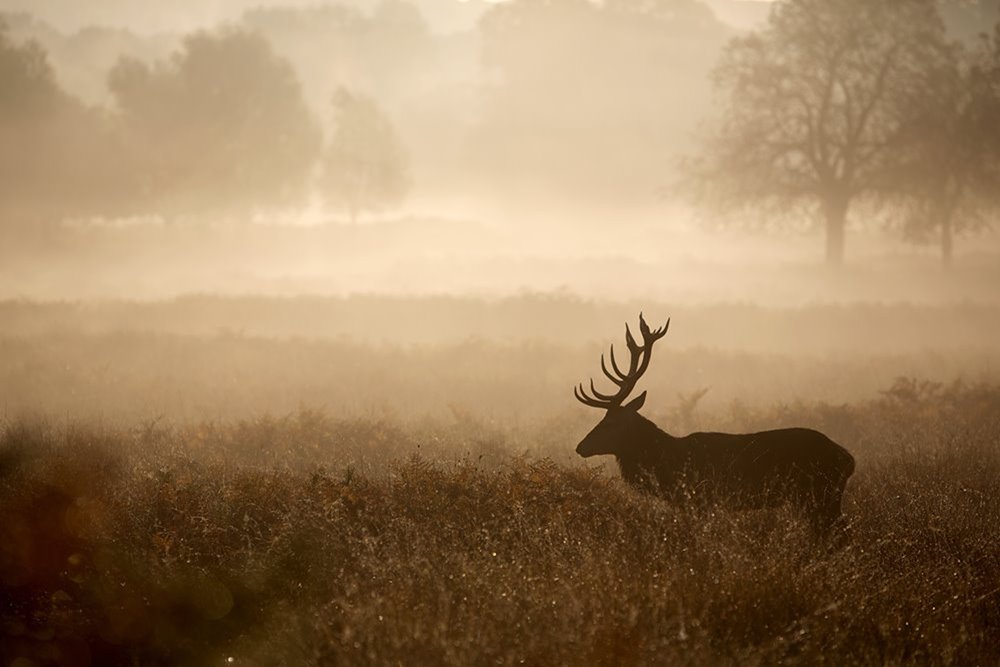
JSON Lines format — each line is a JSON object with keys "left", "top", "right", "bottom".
{"left": 574, "top": 313, "right": 670, "bottom": 409}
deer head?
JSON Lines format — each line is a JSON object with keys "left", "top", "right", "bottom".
{"left": 574, "top": 314, "right": 669, "bottom": 458}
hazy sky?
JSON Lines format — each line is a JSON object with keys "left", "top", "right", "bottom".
{"left": 0, "top": 0, "right": 496, "bottom": 33}
{"left": 0, "top": 0, "right": 770, "bottom": 34}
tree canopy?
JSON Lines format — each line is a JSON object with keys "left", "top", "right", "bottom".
{"left": 891, "top": 31, "right": 1000, "bottom": 267}
{"left": 108, "top": 28, "right": 321, "bottom": 221}
{"left": 0, "top": 21, "right": 113, "bottom": 227}
{"left": 689, "top": 0, "right": 951, "bottom": 264}
{"left": 320, "top": 87, "right": 410, "bottom": 222}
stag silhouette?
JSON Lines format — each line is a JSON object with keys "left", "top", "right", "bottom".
{"left": 574, "top": 314, "right": 854, "bottom": 536}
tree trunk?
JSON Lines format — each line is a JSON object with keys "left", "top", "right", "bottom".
{"left": 941, "top": 215, "right": 953, "bottom": 270}
{"left": 824, "top": 197, "right": 849, "bottom": 266}
{"left": 937, "top": 181, "right": 961, "bottom": 271}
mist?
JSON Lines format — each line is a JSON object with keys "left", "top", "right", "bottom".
{"left": 3, "top": 0, "right": 999, "bottom": 422}
{"left": 3, "top": 1, "right": 1000, "bottom": 663}
{"left": 1, "top": 0, "right": 998, "bottom": 304}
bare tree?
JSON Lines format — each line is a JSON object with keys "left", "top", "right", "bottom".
{"left": 894, "top": 23, "right": 1000, "bottom": 267}
{"left": 688, "top": 0, "right": 950, "bottom": 265}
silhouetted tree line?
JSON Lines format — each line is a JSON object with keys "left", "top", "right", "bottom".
{"left": 688, "top": 0, "right": 1000, "bottom": 267}
{"left": 0, "top": 23, "right": 114, "bottom": 225}
{"left": 0, "top": 20, "right": 409, "bottom": 226}
{"left": 1, "top": 0, "right": 999, "bottom": 267}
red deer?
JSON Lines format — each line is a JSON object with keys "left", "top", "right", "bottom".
{"left": 574, "top": 314, "right": 854, "bottom": 537}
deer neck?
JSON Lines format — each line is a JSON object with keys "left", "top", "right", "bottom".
{"left": 615, "top": 415, "right": 677, "bottom": 484}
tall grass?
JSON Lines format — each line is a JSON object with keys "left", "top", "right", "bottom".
{"left": 2, "top": 381, "right": 999, "bottom": 665}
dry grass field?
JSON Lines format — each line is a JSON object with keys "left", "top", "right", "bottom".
{"left": 5, "top": 0, "right": 1000, "bottom": 662}
{"left": 2, "top": 299, "right": 1000, "bottom": 665}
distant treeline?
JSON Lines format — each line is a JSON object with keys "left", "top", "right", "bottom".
{"left": 1, "top": 0, "right": 999, "bottom": 261}
{"left": 0, "top": 18, "right": 408, "bottom": 225}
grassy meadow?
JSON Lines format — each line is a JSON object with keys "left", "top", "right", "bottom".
{"left": 2, "top": 297, "right": 1000, "bottom": 665}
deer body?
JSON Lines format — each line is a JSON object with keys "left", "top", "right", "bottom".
{"left": 574, "top": 315, "right": 855, "bottom": 537}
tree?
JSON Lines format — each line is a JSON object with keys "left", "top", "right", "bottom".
{"left": 938, "top": 0, "right": 1000, "bottom": 43}
{"left": 108, "top": 28, "right": 321, "bottom": 221}
{"left": 893, "top": 31, "right": 1000, "bottom": 268}
{"left": 0, "top": 21, "right": 113, "bottom": 228}
{"left": 688, "top": 0, "right": 950, "bottom": 265}
{"left": 320, "top": 87, "right": 410, "bottom": 222}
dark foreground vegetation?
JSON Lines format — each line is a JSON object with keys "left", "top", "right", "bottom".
{"left": 2, "top": 380, "right": 999, "bottom": 665}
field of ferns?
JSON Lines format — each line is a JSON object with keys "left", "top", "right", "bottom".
{"left": 2, "top": 298, "right": 1000, "bottom": 665}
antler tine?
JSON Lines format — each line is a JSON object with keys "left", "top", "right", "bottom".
{"left": 600, "top": 345, "right": 629, "bottom": 385}
{"left": 639, "top": 312, "right": 651, "bottom": 338}
{"left": 575, "top": 383, "right": 612, "bottom": 409}
{"left": 613, "top": 314, "right": 671, "bottom": 403}
{"left": 609, "top": 344, "right": 628, "bottom": 379}
{"left": 589, "top": 378, "right": 619, "bottom": 402}
{"left": 574, "top": 385, "right": 598, "bottom": 408}
{"left": 639, "top": 313, "right": 670, "bottom": 344}
{"left": 630, "top": 315, "right": 669, "bottom": 382}
{"left": 575, "top": 314, "right": 671, "bottom": 410}
{"left": 658, "top": 318, "right": 671, "bottom": 338}
{"left": 625, "top": 322, "right": 641, "bottom": 354}
{"left": 600, "top": 353, "right": 619, "bottom": 385}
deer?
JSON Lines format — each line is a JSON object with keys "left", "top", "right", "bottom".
{"left": 574, "top": 314, "right": 855, "bottom": 537}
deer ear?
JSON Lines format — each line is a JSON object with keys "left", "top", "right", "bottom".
{"left": 623, "top": 391, "right": 647, "bottom": 412}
